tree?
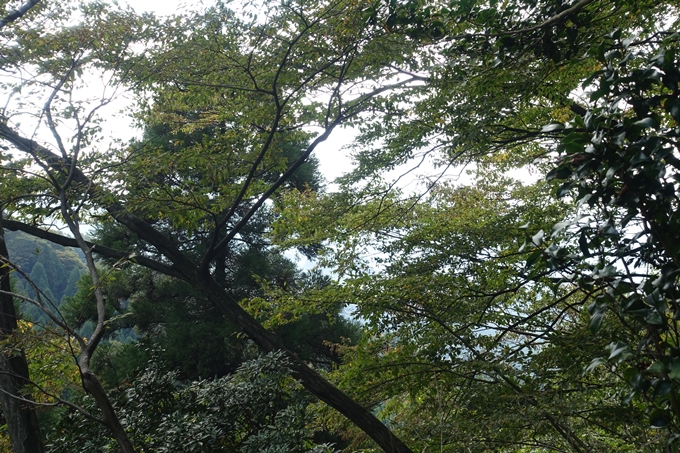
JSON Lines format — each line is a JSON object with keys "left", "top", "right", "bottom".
{"left": 540, "top": 32, "right": 680, "bottom": 437}
{"left": 0, "top": 2, "right": 162, "bottom": 451}
{"left": 2, "top": 0, "right": 678, "bottom": 451}
{"left": 46, "top": 351, "right": 336, "bottom": 453}
{"left": 5, "top": 231, "right": 86, "bottom": 292}
{"left": 61, "top": 266, "right": 83, "bottom": 303}
{"left": 272, "top": 175, "right": 649, "bottom": 451}
{"left": 269, "top": 0, "right": 680, "bottom": 451}
{"left": 0, "top": 214, "right": 44, "bottom": 453}
{"left": 0, "top": 0, "right": 426, "bottom": 451}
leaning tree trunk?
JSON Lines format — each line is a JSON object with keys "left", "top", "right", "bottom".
{"left": 0, "top": 213, "right": 44, "bottom": 453}
{"left": 0, "top": 115, "right": 416, "bottom": 453}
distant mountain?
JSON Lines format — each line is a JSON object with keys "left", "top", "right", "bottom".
{"left": 5, "top": 230, "right": 87, "bottom": 317}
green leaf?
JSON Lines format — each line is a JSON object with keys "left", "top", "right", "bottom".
{"left": 653, "top": 380, "right": 672, "bottom": 397}
{"left": 556, "top": 181, "right": 572, "bottom": 198}
{"left": 665, "top": 97, "right": 680, "bottom": 123}
{"left": 668, "top": 359, "right": 680, "bottom": 380}
{"left": 594, "top": 265, "right": 617, "bottom": 279}
{"left": 650, "top": 410, "right": 670, "bottom": 428}
{"left": 546, "top": 166, "right": 573, "bottom": 181}
{"left": 531, "top": 230, "right": 544, "bottom": 246}
{"left": 525, "top": 249, "right": 542, "bottom": 269}
{"left": 633, "top": 117, "right": 658, "bottom": 129}
{"left": 645, "top": 361, "right": 666, "bottom": 374}
{"left": 541, "top": 123, "right": 564, "bottom": 133}
{"left": 582, "top": 71, "right": 604, "bottom": 89}
{"left": 645, "top": 310, "right": 664, "bottom": 325}
{"left": 584, "top": 357, "right": 607, "bottom": 373}
{"left": 606, "top": 341, "right": 626, "bottom": 359}
{"left": 629, "top": 151, "right": 651, "bottom": 168}
{"left": 589, "top": 309, "right": 605, "bottom": 334}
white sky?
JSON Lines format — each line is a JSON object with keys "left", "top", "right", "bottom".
{"left": 121, "top": 0, "right": 191, "bottom": 16}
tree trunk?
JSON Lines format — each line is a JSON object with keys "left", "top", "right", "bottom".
{"left": 0, "top": 0, "right": 41, "bottom": 29}
{"left": 4, "top": 217, "right": 416, "bottom": 453}
{"left": 0, "top": 123, "right": 414, "bottom": 453}
{"left": 195, "top": 273, "right": 415, "bottom": 453}
{"left": 80, "top": 371, "right": 136, "bottom": 453}
{"left": 0, "top": 214, "right": 44, "bottom": 453}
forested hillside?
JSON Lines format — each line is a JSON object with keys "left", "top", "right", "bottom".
{"left": 6, "top": 230, "right": 85, "bottom": 316}
{"left": 0, "top": 0, "right": 679, "bottom": 452}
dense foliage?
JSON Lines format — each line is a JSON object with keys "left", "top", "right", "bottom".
{"left": 6, "top": 231, "right": 85, "bottom": 320}
{"left": 1, "top": 0, "right": 680, "bottom": 452}
{"left": 48, "top": 352, "right": 335, "bottom": 453}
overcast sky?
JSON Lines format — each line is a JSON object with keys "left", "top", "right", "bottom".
{"left": 121, "top": 0, "right": 191, "bottom": 16}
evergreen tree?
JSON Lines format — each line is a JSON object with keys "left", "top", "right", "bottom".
{"left": 24, "top": 263, "right": 58, "bottom": 323}
{"left": 5, "top": 231, "right": 86, "bottom": 305}
{"left": 35, "top": 246, "right": 66, "bottom": 301}
{"left": 27, "top": 263, "right": 49, "bottom": 297}
{"left": 60, "top": 267, "right": 83, "bottom": 304}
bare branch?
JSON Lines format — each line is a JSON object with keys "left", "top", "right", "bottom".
{"left": 0, "top": 378, "right": 103, "bottom": 425}
{"left": 43, "top": 62, "right": 77, "bottom": 160}
{"left": 201, "top": 75, "right": 422, "bottom": 270}
{"left": 0, "top": 122, "right": 193, "bottom": 275}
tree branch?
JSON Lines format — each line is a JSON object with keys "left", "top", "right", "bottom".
{"left": 507, "top": 0, "right": 597, "bottom": 35}
{"left": 0, "top": 379, "right": 103, "bottom": 425}
{"left": 2, "top": 219, "right": 183, "bottom": 279}
{"left": 0, "top": 110, "right": 416, "bottom": 453}
{"left": 0, "top": 0, "right": 40, "bottom": 29}
{"left": 0, "top": 121, "right": 194, "bottom": 277}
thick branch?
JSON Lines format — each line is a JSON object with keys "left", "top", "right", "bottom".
{"left": 193, "top": 272, "right": 415, "bottom": 453}
{"left": 80, "top": 371, "right": 135, "bottom": 453}
{"left": 0, "top": 116, "right": 416, "bottom": 453}
{"left": 443, "top": 0, "right": 598, "bottom": 40}
{"left": 200, "top": 117, "right": 341, "bottom": 270}
{"left": 508, "top": 0, "right": 597, "bottom": 35}
{"left": 2, "top": 219, "right": 183, "bottom": 279}
{"left": 0, "top": 0, "right": 40, "bottom": 29}
{"left": 0, "top": 122, "right": 193, "bottom": 277}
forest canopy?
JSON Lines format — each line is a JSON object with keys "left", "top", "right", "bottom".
{"left": 0, "top": 0, "right": 680, "bottom": 452}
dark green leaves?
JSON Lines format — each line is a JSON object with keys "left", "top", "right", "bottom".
{"left": 546, "top": 32, "right": 680, "bottom": 435}
{"left": 588, "top": 302, "right": 606, "bottom": 334}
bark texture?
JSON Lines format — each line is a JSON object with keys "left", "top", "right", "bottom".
{"left": 0, "top": 215, "right": 44, "bottom": 453}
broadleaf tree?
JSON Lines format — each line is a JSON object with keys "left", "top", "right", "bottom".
{"left": 2, "top": 0, "right": 680, "bottom": 451}
{"left": 269, "top": 0, "right": 680, "bottom": 451}
{"left": 0, "top": 0, "right": 428, "bottom": 451}
{"left": 541, "top": 32, "right": 680, "bottom": 436}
